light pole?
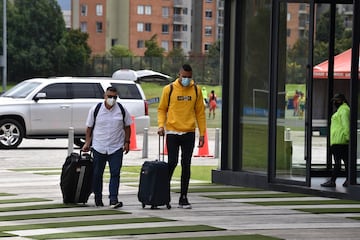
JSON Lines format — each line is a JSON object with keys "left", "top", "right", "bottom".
{"left": 2, "top": 0, "right": 6, "bottom": 92}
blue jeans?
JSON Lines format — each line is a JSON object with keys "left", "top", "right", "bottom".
{"left": 92, "top": 148, "right": 123, "bottom": 203}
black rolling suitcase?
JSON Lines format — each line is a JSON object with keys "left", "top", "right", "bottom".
{"left": 60, "top": 151, "right": 93, "bottom": 204}
{"left": 138, "top": 136, "right": 171, "bottom": 209}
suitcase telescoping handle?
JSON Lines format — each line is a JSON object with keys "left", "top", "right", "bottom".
{"left": 158, "top": 135, "right": 165, "bottom": 161}
{"left": 79, "top": 150, "right": 93, "bottom": 162}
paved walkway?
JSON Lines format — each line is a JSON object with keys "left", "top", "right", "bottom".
{"left": 1, "top": 128, "right": 360, "bottom": 239}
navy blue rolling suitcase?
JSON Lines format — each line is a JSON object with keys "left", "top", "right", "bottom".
{"left": 60, "top": 151, "right": 93, "bottom": 204}
{"left": 138, "top": 136, "right": 171, "bottom": 209}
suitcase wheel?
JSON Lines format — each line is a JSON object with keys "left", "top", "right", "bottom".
{"left": 166, "top": 204, "right": 171, "bottom": 209}
{"left": 142, "top": 203, "right": 145, "bottom": 208}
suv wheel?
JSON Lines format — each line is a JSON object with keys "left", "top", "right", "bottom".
{"left": 74, "top": 138, "right": 85, "bottom": 148}
{"left": 0, "top": 119, "right": 24, "bottom": 149}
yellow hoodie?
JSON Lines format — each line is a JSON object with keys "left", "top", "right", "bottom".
{"left": 158, "top": 79, "right": 206, "bottom": 136}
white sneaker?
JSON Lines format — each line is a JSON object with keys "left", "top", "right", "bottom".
{"left": 178, "top": 196, "right": 192, "bottom": 209}
{"left": 109, "top": 201, "right": 123, "bottom": 209}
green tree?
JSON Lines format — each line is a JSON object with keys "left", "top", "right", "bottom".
{"left": 207, "top": 40, "right": 220, "bottom": 58}
{"left": 287, "top": 38, "right": 308, "bottom": 83}
{"left": 143, "top": 34, "right": 164, "bottom": 70}
{"left": 163, "top": 47, "right": 185, "bottom": 78}
{"left": 57, "top": 29, "right": 92, "bottom": 75}
{"left": 316, "top": 9, "right": 345, "bottom": 43}
{"left": 109, "top": 45, "right": 133, "bottom": 57}
{"left": 7, "top": 0, "right": 65, "bottom": 81}
{"left": 144, "top": 34, "right": 164, "bottom": 57}
{"left": 313, "top": 8, "right": 351, "bottom": 65}
{"left": 205, "top": 40, "right": 221, "bottom": 84}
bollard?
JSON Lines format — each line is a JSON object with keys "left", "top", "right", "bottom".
{"left": 142, "top": 128, "right": 148, "bottom": 158}
{"left": 68, "top": 127, "right": 74, "bottom": 156}
{"left": 285, "top": 128, "right": 291, "bottom": 141}
{"left": 284, "top": 127, "right": 292, "bottom": 171}
{"left": 215, "top": 128, "right": 220, "bottom": 159}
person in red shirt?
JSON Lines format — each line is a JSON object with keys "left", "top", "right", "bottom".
{"left": 292, "top": 90, "right": 300, "bottom": 116}
{"left": 208, "top": 90, "right": 217, "bottom": 119}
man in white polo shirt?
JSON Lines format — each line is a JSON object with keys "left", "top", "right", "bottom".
{"left": 82, "top": 86, "right": 132, "bottom": 208}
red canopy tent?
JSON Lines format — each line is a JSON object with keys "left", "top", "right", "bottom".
{"left": 313, "top": 48, "right": 360, "bottom": 79}
{"left": 312, "top": 48, "right": 360, "bottom": 119}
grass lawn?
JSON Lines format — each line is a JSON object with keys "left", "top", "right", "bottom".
{"left": 141, "top": 82, "right": 222, "bottom": 99}
{"left": 13, "top": 165, "right": 216, "bottom": 183}
{"left": 122, "top": 165, "right": 215, "bottom": 182}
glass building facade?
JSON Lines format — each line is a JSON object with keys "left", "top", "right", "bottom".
{"left": 213, "top": 0, "right": 360, "bottom": 199}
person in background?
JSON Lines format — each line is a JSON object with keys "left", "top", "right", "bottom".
{"left": 82, "top": 87, "right": 132, "bottom": 208}
{"left": 208, "top": 90, "right": 217, "bottom": 119}
{"left": 299, "top": 92, "right": 305, "bottom": 119}
{"left": 157, "top": 63, "right": 206, "bottom": 209}
{"left": 202, "top": 86, "right": 208, "bottom": 107}
{"left": 321, "top": 93, "right": 350, "bottom": 188}
{"left": 292, "top": 90, "right": 300, "bottom": 116}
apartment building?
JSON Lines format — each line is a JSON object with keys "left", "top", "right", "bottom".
{"left": 286, "top": 3, "right": 354, "bottom": 50}
{"left": 71, "top": 0, "right": 107, "bottom": 55}
{"left": 71, "top": 0, "right": 223, "bottom": 56}
{"left": 286, "top": 3, "right": 310, "bottom": 49}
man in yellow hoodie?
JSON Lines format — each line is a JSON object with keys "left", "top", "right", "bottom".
{"left": 321, "top": 93, "right": 350, "bottom": 187}
{"left": 158, "top": 64, "right": 206, "bottom": 209}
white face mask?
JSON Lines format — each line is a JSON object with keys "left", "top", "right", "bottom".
{"left": 106, "top": 97, "right": 116, "bottom": 106}
{"left": 182, "top": 77, "right": 190, "bottom": 87}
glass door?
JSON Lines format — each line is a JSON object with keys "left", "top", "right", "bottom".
{"left": 271, "top": 1, "right": 314, "bottom": 185}
{"left": 311, "top": 2, "right": 354, "bottom": 187}
{"left": 272, "top": 0, "right": 356, "bottom": 187}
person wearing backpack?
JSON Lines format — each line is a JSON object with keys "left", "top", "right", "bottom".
{"left": 157, "top": 64, "right": 206, "bottom": 209}
{"left": 82, "top": 86, "right": 132, "bottom": 208}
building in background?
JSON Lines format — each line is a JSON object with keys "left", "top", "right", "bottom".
{"left": 62, "top": 10, "right": 71, "bottom": 29}
{"left": 286, "top": 3, "right": 310, "bottom": 49}
{"left": 286, "top": 4, "right": 354, "bottom": 50}
{"left": 70, "top": 0, "right": 224, "bottom": 56}
{"left": 71, "top": 0, "right": 107, "bottom": 55}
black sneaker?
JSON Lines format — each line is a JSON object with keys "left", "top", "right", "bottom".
{"left": 178, "top": 196, "right": 192, "bottom": 209}
{"left": 321, "top": 180, "right": 336, "bottom": 187}
{"left": 109, "top": 201, "right": 123, "bottom": 209}
{"left": 95, "top": 199, "right": 104, "bottom": 207}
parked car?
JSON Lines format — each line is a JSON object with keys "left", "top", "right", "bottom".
{"left": 0, "top": 77, "right": 149, "bottom": 149}
{"left": 112, "top": 69, "right": 172, "bottom": 83}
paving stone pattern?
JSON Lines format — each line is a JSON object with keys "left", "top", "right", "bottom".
{"left": 1, "top": 129, "right": 360, "bottom": 239}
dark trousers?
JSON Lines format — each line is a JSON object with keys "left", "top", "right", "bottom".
{"left": 166, "top": 132, "right": 195, "bottom": 197}
{"left": 330, "top": 144, "right": 348, "bottom": 182}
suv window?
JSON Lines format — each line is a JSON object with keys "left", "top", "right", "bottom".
{"left": 71, "top": 83, "right": 104, "bottom": 98}
{"left": 3, "top": 81, "right": 41, "bottom": 98}
{"left": 111, "top": 83, "right": 142, "bottom": 99}
{"left": 41, "top": 83, "right": 69, "bottom": 99}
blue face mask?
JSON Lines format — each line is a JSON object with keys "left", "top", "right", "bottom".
{"left": 182, "top": 77, "right": 190, "bottom": 87}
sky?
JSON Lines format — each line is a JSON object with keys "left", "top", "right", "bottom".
{"left": 57, "top": 0, "right": 70, "bottom": 10}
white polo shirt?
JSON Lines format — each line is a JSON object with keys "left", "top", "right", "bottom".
{"left": 86, "top": 102, "right": 132, "bottom": 154}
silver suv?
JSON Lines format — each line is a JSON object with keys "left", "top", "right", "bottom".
{"left": 0, "top": 77, "right": 150, "bottom": 149}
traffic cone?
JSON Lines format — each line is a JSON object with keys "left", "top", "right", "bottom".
{"left": 162, "top": 139, "right": 168, "bottom": 155}
{"left": 194, "top": 129, "right": 213, "bottom": 157}
{"left": 129, "top": 116, "right": 141, "bottom": 151}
